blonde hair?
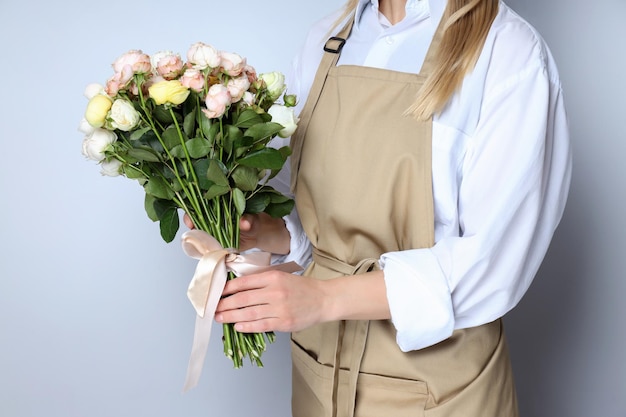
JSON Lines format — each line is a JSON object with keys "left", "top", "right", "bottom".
{"left": 332, "top": 0, "right": 499, "bottom": 120}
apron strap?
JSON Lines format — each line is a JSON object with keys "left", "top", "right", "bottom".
{"left": 313, "top": 248, "right": 378, "bottom": 417}
{"left": 289, "top": 15, "right": 355, "bottom": 192}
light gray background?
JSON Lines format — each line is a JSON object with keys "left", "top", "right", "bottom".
{"left": 0, "top": 1, "right": 623, "bottom": 416}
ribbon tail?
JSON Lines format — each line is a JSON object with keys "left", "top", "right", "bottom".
{"left": 182, "top": 261, "right": 228, "bottom": 392}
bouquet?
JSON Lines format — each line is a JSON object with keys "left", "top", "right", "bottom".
{"left": 79, "top": 43, "right": 299, "bottom": 380}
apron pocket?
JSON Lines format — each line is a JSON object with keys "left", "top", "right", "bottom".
{"left": 292, "top": 338, "right": 334, "bottom": 417}
{"left": 354, "top": 372, "right": 428, "bottom": 417}
{"left": 291, "top": 339, "right": 428, "bottom": 417}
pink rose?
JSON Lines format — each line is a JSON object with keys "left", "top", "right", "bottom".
{"left": 152, "top": 51, "right": 184, "bottom": 80}
{"left": 180, "top": 68, "right": 205, "bottom": 93}
{"left": 219, "top": 51, "right": 246, "bottom": 76}
{"left": 226, "top": 74, "right": 251, "bottom": 102}
{"left": 202, "top": 84, "right": 231, "bottom": 119}
{"left": 112, "top": 49, "right": 151, "bottom": 75}
{"left": 243, "top": 64, "right": 258, "bottom": 84}
{"left": 105, "top": 67, "right": 133, "bottom": 96}
{"left": 187, "top": 42, "right": 221, "bottom": 70}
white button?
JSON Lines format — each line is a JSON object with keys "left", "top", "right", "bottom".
{"left": 385, "top": 36, "right": 394, "bottom": 45}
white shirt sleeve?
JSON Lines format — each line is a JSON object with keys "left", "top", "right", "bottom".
{"left": 381, "top": 33, "right": 572, "bottom": 352}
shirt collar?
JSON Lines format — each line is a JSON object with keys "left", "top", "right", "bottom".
{"left": 354, "top": 0, "right": 445, "bottom": 30}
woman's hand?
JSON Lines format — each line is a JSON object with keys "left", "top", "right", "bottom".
{"left": 183, "top": 212, "right": 290, "bottom": 255}
{"left": 239, "top": 212, "right": 290, "bottom": 254}
{"left": 214, "top": 270, "right": 391, "bottom": 333}
{"left": 215, "top": 270, "right": 328, "bottom": 333}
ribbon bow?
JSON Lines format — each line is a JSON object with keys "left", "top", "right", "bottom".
{"left": 180, "top": 229, "right": 301, "bottom": 391}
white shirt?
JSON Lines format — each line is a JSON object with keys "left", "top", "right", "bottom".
{"left": 272, "top": 0, "right": 572, "bottom": 352}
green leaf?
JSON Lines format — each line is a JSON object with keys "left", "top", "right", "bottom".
{"left": 231, "top": 165, "right": 259, "bottom": 191}
{"left": 233, "top": 136, "right": 256, "bottom": 159}
{"left": 162, "top": 125, "right": 184, "bottom": 150}
{"left": 129, "top": 126, "right": 151, "bottom": 141}
{"left": 144, "top": 194, "right": 158, "bottom": 221}
{"left": 278, "top": 145, "right": 292, "bottom": 159}
{"left": 206, "top": 159, "right": 229, "bottom": 186}
{"left": 159, "top": 206, "right": 180, "bottom": 243}
{"left": 186, "top": 137, "right": 212, "bottom": 158}
{"left": 232, "top": 188, "right": 246, "bottom": 216}
{"left": 127, "top": 148, "right": 161, "bottom": 162}
{"left": 135, "top": 130, "right": 163, "bottom": 153}
{"left": 145, "top": 195, "right": 178, "bottom": 223}
{"left": 223, "top": 125, "right": 244, "bottom": 155}
{"left": 267, "top": 145, "right": 292, "bottom": 179}
{"left": 244, "top": 122, "right": 283, "bottom": 142}
{"left": 265, "top": 198, "right": 295, "bottom": 218}
{"left": 245, "top": 193, "right": 270, "bottom": 214}
{"left": 154, "top": 197, "right": 177, "bottom": 218}
{"left": 199, "top": 112, "right": 214, "bottom": 139}
{"left": 183, "top": 105, "right": 197, "bottom": 137}
{"left": 169, "top": 144, "right": 186, "bottom": 158}
{"left": 238, "top": 148, "right": 286, "bottom": 170}
{"left": 233, "top": 108, "right": 264, "bottom": 128}
{"left": 123, "top": 164, "right": 146, "bottom": 180}
{"left": 153, "top": 105, "right": 175, "bottom": 124}
{"left": 144, "top": 176, "right": 174, "bottom": 200}
{"left": 269, "top": 192, "right": 291, "bottom": 203}
{"left": 204, "top": 184, "right": 230, "bottom": 200}
{"left": 192, "top": 159, "right": 212, "bottom": 190}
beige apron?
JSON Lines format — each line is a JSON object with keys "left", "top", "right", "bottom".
{"left": 289, "top": 15, "right": 519, "bottom": 417}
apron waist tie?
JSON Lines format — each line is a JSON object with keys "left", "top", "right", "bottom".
{"left": 312, "top": 248, "right": 378, "bottom": 417}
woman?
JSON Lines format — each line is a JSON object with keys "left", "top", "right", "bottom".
{"left": 210, "top": 0, "right": 571, "bottom": 415}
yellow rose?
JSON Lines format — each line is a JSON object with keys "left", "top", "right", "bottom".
{"left": 85, "top": 94, "right": 113, "bottom": 128}
{"left": 148, "top": 80, "right": 190, "bottom": 105}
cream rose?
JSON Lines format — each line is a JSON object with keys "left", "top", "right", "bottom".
{"left": 259, "top": 72, "right": 286, "bottom": 101}
{"left": 220, "top": 51, "right": 246, "bottom": 76}
{"left": 148, "top": 80, "right": 190, "bottom": 105}
{"left": 268, "top": 104, "right": 299, "bottom": 138}
{"left": 85, "top": 94, "right": 113, "bottom": 128}
{"left": 109, "top": 99, "right": 140, "bottom": 131}
{"left": 81, "top": 128, "right": 117, "bottom": 162}
{"left": 187, "top": 42, "right": 221, "bottom": 70}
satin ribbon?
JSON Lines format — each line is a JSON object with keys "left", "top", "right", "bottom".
{"left": 180, "top": 229, "right": 302, "bottom": 391}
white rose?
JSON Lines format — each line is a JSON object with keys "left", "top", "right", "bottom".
{"left": 187, "top": 42, "right": 221, "bottom": 70}
{"left": 242, "top": 91, "right": 256, "bottom": 106}
{"left": 268, "top": 104, "right": 299, "bottom": 138}
{"left": 81, "top": 128, "right": 117, "bottom": 162}
{"left": 84, "top": 83, "right": 105, "bottom": 99}
{"left": 109, "top": 99, "right": 140, "bottom": 131}
{"left": 100, "top": 159, "right": 123, "bottom": 177}
{"left": 78, "top": 118, "right": 96, "bottom": 135}
{"left": 260, "top": 72, "right": 286, "bottom": 101}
